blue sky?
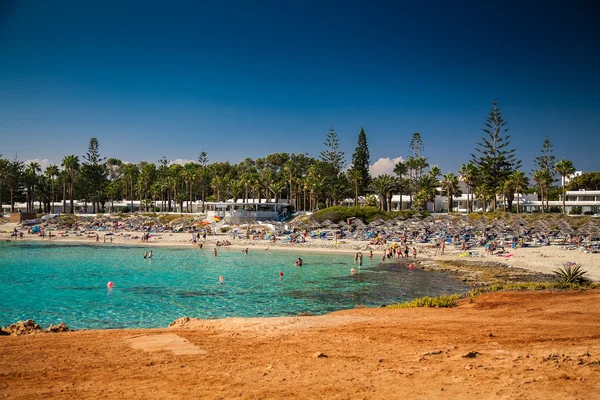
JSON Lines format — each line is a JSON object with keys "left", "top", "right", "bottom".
{"left": 0, "top": 0, "right": 598, "bottom": 175}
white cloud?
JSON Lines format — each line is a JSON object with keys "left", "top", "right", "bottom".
{"left": 169, "top": 158, "right": 196, "bottom": 166}
{"left": 24, "top": 158, "right": 51, "bottom": 171}
{"left": 369, "top": 157, "right": 405, "bottom": 177}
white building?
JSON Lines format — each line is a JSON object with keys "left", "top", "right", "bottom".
{"left": 205, "top": 199, "right": 289, "bottom": 223}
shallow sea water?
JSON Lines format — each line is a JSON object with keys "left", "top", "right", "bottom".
{"left": 0, "top": 242, "right": 467, "bottom": 329}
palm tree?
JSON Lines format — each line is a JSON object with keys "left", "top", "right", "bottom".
{"left": 211, "top": 176, "right": 226, "bottom": 202}
{"left": 347, "top": 168, "right": 363, "bottom": 207}
{"left": 140, "top": 163, "right": 157, "bottom": 212}
{"left": 61, "top": 155, "right": 80, "bottom": 214}
{"left": 509, "top": 171, "right": 528, "bottom": 214}
{"left": 458, "top": 163, "right": 476, "bottom": 213}
{"left": 23, "top": 162, "right": 41, "bottom": 213}
{"left": 269, "top": 180, "right": 286, "bottom": 204}
{"left": 229, "top": 180, "right": 244, "bottom": 204}
{"left": 258, "top": 168, "right": 275, "bottom": 203}
{"left": 440, "top": 173, "right": 461, "bottom": 212}
{"left": 555, "top": 158, "right": 576, "bottom": 214}
{"left": 533, "top": 169, "right": 552, "bottom": 213}
{"left": 474, "top": 183, "right": 493, "bottom": 212}
{"left": 393, "top": 161, "right": 407, "bottom": 210}
{"left": 46, "top": 165, "right": 59, "bottom": 213}
{"left": 369, "top": 174, "right": 395, "bottom": 211}
{"left": 182, "top": 162, "right": 196, "bottom": 212}
{"left": 122, "top": 163, "right": 140, "bottom": 211}
{"left": 418, "top": 174, "right": 439, "bottom": 211}
{"left": 0, "top": 158, "right": 10, "bottom": 214}
{"left": 283, "top": 160, "right": 297, "bottom": 209}
{"left": 497, "top": 180, "right": 513, "bottom": 212}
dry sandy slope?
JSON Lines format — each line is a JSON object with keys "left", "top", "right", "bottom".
{"left": 2, "top": 291, "right": 600, "bottom": 399}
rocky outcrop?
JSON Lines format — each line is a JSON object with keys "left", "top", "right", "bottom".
{"left": 1, "top": 320, "right": 71, "bottom": 335}
{"left": 1, "top": 319, "right": 43, "bottom": 336}
{"left": 46, "top": 322, "right": 70, "bottom": 333}
{"left": 168, "top": 316, "right": 200, "bottom": 328}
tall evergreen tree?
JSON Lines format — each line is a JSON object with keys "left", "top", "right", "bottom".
{"left": 81, "top": 137, "right": 107, "bottom": 212}
{"left": 320, "top": 126, "right": 345, "bottom": 175}
{"left": 533, "top": 136, "right": 556, "bottom": 211}
{"left": 409, "top": 132, "right": 424, "bottom": 158}
{"left": 533, "top": 137, "right": 556, "bottom": 176}
{"left": 471, "top": 99, "right": 521, "bottom": 210}
{"left": 350, "top": 127, "right": 370, "bottom": 194}
{"left": 319, "top": 126, "right": 346, "bottom": 206}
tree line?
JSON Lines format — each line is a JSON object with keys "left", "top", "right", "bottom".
{"left": 0, "top": 100, "right": 583, "bottom": 216}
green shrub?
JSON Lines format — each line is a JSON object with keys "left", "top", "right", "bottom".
{"left": 570, "top": 206, "right": 582, "bottom": 215}
{"left": 120, "top": 206, "right": 131, "bottom": 213}
{"left": 387, "top": 294, "right": 461, "bottom": 309}
{"left": 553, "top": 263, "right": 588, "bottom": 284}
{"left": 312, "top": 206, "right": 428, "bottom": 224}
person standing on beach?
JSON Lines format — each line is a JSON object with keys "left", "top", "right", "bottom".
{"left": 412, "top": 247, "right": 417, "bottom": 259}
{"left": 369, "top": 250, "right": 373, "bottom": 260}
{"left": 440, "top": 240, "right": 445, "bottom": 255}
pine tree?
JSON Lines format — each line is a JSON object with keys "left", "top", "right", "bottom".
{"left": 532, "top": 137, "right": 556, "bottom": 211}
{"left": 350, "top": 127, "right": 371, "bottom": 194}
{"left": 319, "top": 126, "right": 346, "bottom": 206}
{"left": 533, "top": 137, "right": 556, "bottom": 176}
{"left": 320, "top": 126, "right": 345, "bottom": 175}
{"left": 81, "top": 138, "right": 107, "bottom": 213}
{"left": 471, "top": 100, "right": 521, "bottom": 210}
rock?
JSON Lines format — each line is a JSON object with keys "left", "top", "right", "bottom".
{"left": 168, "top": 316, "right": 198, "bottom": 328}
{"left": 1, "top": 319, "right": 43, "bottom": 336}
{"left": 46, "top": 322, "right": 70, "bottom": 333}
{"left": 313, "top": 352, "right": 328, "bottom": 359}
{"left": 489, "top": 333, "right": 494, "bottom": 337}
{"left": 462, "top": 351, "right": 479, "bottom": 358}
{"left": 421, "top": 350, "right": 444, "bottom": 356}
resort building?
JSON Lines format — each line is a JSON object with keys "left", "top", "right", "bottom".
{"left": 1, "top": 199, "right": 290, "bottom": 222}
{"left": 520, "top": 190, "right": 600, "bottom": 214}
{"left": 205, "top": 199, "right": 290, "bottom": 223}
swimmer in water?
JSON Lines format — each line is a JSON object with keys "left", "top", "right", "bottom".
{"left": 149, "top": 251, "right": 153, "bottom": 259}
{"left": 213, "top": 248, "right": 218, "bottom": 256}
{"left": 143, "top": 251, "right": 148, "bottom": 259}
{"left": 294, "top": 257, "right": 303, "bottom": 266}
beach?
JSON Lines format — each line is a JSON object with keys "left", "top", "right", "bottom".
{"left": 2, "top": 291, "right": 600, "bottom": 398}
{"left": 2, "top": 219, "right": 599, "bottom": 281}
{"left": 2, "top": 218, "right": 600, "bottom": 398}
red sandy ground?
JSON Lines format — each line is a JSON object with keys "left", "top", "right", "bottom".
{"left": 1, "top": 291, "right": 600, "bottom": 399}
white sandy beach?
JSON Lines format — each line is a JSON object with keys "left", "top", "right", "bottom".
{"left": 2, "top": 221, "right": 598, "bottom": 281}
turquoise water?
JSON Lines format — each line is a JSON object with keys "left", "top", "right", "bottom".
{"left": 0, "top": 242, "right": 467, "bottom": 329}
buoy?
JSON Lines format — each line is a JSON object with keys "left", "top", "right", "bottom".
{"left": 351, "top": 268, "right": 355, "bottom": 275}
{"left": 409, "top": 264, "right": 414, "bottom": 269}
{"left": 279, "top": 271, "right": 284, "bottom": 277}
{"left": 219, "top": 276, "right": 224, "bottom": 283}
{"left": 107, "top": 281, "right": 114, "bottom": 288}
